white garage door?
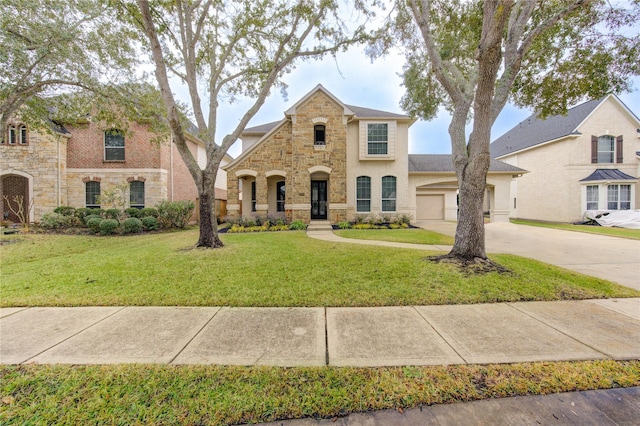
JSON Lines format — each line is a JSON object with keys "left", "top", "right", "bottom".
{"left": 416, "top": 194, "right": 445, "bottom": 220}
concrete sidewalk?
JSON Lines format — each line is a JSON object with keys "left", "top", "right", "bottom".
{"left": 2, "top": 299, "right": 638, "bottom": 366}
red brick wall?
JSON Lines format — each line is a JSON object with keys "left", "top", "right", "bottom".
{"left": 67, "top": 121, "right": 163, "bottom": 169}
{"left": 167, "top": 140, "right": 198, "bottom": 202}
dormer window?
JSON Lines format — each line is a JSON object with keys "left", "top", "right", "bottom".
{"left": 105, "top": 129, "right": 125, "bottom": 161}
{"left": 314, "top": 124, "right": 326, "bottom": 146}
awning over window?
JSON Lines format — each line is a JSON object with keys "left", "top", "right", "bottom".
{"left": 580, "top": 168, "right": 636, "bottom": 182}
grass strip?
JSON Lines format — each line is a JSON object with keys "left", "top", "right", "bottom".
{"left": 1, "top": 361, "right": 638, "bottom": 425}
{"left": 511, "top": 219, "right": 640, "bottom": 240}
{"left": 1, "top": 231, "right": 637, "bottom": 307}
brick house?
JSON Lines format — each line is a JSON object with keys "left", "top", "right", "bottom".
{"left": 224, "top": 85, "right": 523, "bottom": 224}
{"left": 1, "top": 117, "right": 229, "bottom": 223}
{"left": 491, "top": 94, "right": 639, "bottom": 223}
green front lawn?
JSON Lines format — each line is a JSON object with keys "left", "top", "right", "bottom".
{"left": 511, "top": 219, "right": 640, "bottom": 240}
{"left": 334, "top": 228, "right": 454, "bottom": 245}
{"left": 1, "top": 230, "right": 637, "bottom": 307}
{"left": 1, "top": 361, "right": 638, "bottom": 425}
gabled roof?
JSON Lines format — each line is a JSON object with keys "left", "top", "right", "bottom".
{"left": 241, "top": 85, "right": 413, "bottom": 137}
{"left": 580, "top": 168, "right": 637, "bottom": 182}
{"left": 490, "top": 94, "right": 640, "bottom": 159}
{"left": 408, "top": 154, "right": 526, "bottom": 173}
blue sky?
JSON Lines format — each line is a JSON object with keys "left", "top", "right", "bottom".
{"left": 208, "top": 45, "right": 639, "bottom": 159}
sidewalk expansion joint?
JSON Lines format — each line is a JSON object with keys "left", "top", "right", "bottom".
{"left": 324, "top": 307, "right": 329, "bottom": 366}
{"left": 168, "top": 307, "right": 222, "bottom": 365}
{"left": 411, "top": 306, "right": 469, "bottom": 364}
{"left": 21, "top": 306, "right": 128, "bottom": 365}
{"left": 505, "top": 302, "right": 612, "bottom": 359}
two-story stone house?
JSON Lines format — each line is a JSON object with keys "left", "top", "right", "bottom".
{"left": 1, "top": 117, "right": 229, "bottom": 223}
{"left": 491, "top": 94, "right": 639, "bottom": 223}
{"left": 225, "top": 85, "right": 523, "bottom": 224}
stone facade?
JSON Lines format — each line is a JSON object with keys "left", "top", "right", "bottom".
{"left": 224, "top": 85, "right": 414, "bottom": 223}
{"left": 1, "top": 118, "right": 213, "bottom": 223}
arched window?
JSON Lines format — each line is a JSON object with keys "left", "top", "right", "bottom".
{"left": 276, "top": 181, "right": 285, "bottom": 212}
{"left": 85, "top": 181, "right": 101, "bottom": 208}
{"left": 314, "top": 124, "right": 326, "bottom": 146}
{"left": 130, "top": 181, "right": 145, "bottom": 209}
{"left": 105, "top": 129, "right": 125, "bottom": 161}
{"left": 8, "top": 125, "right": 16, "bottom": 144}
{"left": 381, "top": 176, "right": 397, "bottom": 212}
{"left": 356, "top": 176, "right": 371, "bottom": 213}
{"left": 19, "top": 125, "right": 27, "bottom": 144}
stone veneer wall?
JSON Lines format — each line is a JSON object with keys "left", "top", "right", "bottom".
{"left": 226, "top": 91, "right": 349, "bottom": 223}
{"left": 0, "top": 128, "right": 68, "bottom": 221}
{"left": 65, "top": 169, "right": 168, "bottom": 209}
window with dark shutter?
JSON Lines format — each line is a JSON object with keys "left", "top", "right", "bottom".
{"left": 616, "top": 135, "right": 623, "bottom": 163}
{"left": 591, "top": 135, "right": 597, "bottom": 163}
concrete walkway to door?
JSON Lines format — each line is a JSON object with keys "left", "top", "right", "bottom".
{"left": 308, "top": 220, "right": 640, "bottom": 291}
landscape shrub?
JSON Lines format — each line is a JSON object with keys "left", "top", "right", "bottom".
{"left": 156, "top": 200, "right": 194, "bottom": 229}
{"left": 289, "top": 220, "right": 307, "bottom": 230}
{"left": 74, "top": 208, "right": 93, "bottom": 220}
{"left": 123, "top": 217, "right": 143, "bottom": 234}
{"left": 84, "top": 214, "right": 102, "bottom": 226}
{"left": 139, "top": 207, "right": 158, "bottom": 218}
{"left": 39, "top": 212, "right": 75, "bottom": 229}
{"left": 53, "top": 206, "right": 76, "bottom": 217}
{"left": 125, "top": 208, "right": 141, "bottom": 218}
{"left": 90, "top": 208, "right": 105, "bottom": 217}
{"left": 105, "top": 209, "right": 121, "bottom": 220}
{"left": 141, "top": 216, "right": 158, "bottom": 231}
{"left": 337, "top": 221, "right": 351, "bottom": 229}
{"left": 86, "top": 217, "right": 103, "bottom": 233}
{"left": 99, "top": 219, "right": 119, "bottom": 235}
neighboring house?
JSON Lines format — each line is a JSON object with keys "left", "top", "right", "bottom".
{"left": 1, "top": 117, "right": 230, "bottom": 223}
{"left": 491, "top": 94, "right": 640, "bottom": 223}
{"left": 224, "top": 85, "right": 524, "bottom": 224}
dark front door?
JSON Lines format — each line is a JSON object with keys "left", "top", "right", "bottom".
{"left": 311, "top": 180, "right": 327, "bottom": 220}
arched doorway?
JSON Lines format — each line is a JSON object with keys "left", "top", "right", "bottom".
{"left": 1, "top": 175, "right": 29, "bottom": 223}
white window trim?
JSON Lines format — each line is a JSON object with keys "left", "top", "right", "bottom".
{"left": 359, "top": 121, "right": 396, "bottom": 160}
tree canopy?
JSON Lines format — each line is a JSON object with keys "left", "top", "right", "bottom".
{"left": 376, "top": 0, "right": 640, "bottom": 262}
{"left": 0, "top": 0, "right": 141, "bottom": 139}
{"left": 131, "top": 0, "right": 380, "bottom": 247}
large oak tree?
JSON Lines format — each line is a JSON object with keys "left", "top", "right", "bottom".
{"left": 133, "top": 0, "right": 377, "bottom": 248}
{"left": 0, "top": 0, "right": 140, "bottom": 140}
{"left": 385, "top": 0, "right": 639, "bottom": 262}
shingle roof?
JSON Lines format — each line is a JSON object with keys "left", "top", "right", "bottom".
{"left": 408, "top": 154, "right": 526, "bottom": 173}
{"left": 579, "top": 169, "right": 637, "bottom": 182}
{"left": 243, "top": 105, "right": 410, "bottom": 135}
{"left": 490, "top": 98, "right": 605, "bottom": 158}
{"left": 243, "top": 120, "right": 284, "bottom": 134}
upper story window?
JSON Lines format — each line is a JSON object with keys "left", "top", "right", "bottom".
{"left": 314, "top": 125, "right": 326, "bottom": 146}
{"left": 105, "top": 129, "right": 125, "bottom": 161}
{"left": 86, "top": 181, "right": 101, "bottom": 208}
{"left": 3, "top": 124, "right": 28, "bottom": 145}
{"left": 19, "top": 125, "right": 27, "bottom": 144}
{"left": 130, "top": 181, "right": 145, "bottom": 209}
{"left": 367, "top": 123, "right": 388, "bottom": 155}
{"left": 592, "top": 135, "right": 623, "bottom": 164}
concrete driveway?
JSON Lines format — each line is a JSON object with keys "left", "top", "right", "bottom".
{"left": 416, "top": 221, "right": 640, "bottom": 291}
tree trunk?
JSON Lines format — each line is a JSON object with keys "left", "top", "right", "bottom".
{"left": 196, "top": 192, "right": 223, "bottom": 248}
{"left": 450, "top": 166, "right": 487, "bottom": 260}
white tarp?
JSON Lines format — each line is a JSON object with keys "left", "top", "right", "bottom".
{"left": 584, "top": 210, "right": 640, "bottom": 229}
